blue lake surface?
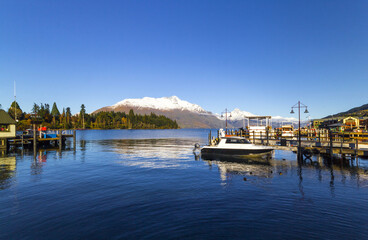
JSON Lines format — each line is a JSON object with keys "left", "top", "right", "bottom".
{"left": 0, "top": 129, "right": 368, "bottom": 239}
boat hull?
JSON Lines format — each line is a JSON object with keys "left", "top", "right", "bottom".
{"left": 201, "top": 147, "right": 273, "bottom": 156}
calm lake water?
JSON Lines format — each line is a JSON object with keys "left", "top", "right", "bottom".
{"left": 1, "top": 129, "right": 368, "bottom": 239}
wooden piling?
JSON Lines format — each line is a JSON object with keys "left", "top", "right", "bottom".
{"left": 33, "top": 124, "right": 37, "bottom": 153}
{"left": 73, "top": 129, "right": 76, "bottom": 150}
{"left": 329, "top": 129, "right": 333, "bottom": 159}
{"left": 59, "top": 130, "right": 63, "bottom": 151}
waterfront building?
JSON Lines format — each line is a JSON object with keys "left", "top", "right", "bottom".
{"left": 0, "top": 110, "right": 16, "bottom": 154}
{"left": 313, "top": 116, "right": 368, "bottom": 131}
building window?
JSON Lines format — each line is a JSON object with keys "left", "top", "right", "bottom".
{"left": 0, "top": 125, "right": 10, "bottom": 132}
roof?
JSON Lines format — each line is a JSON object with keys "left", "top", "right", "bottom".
{"left": 0, "top": 110, "right": 16, "bottom": 124}
{"left": 246, "top": 116, "right": 272, "bottom": 120}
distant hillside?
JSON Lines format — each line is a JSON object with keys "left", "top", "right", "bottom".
{"left": 325, "top": 104, "right": 368, "bottom": 118}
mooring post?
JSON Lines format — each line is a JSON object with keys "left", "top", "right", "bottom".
{"left": 340, "top": 136, "right": 343, "bottom": 154}
{"left": 59, "top": 130, "right": 63, "bottom": 151}
{"left": 266, "top": 129, "right": 269, "bottom": 146}
{"left": 5, "top": 139, "right": 9, "bottom": 154}
{"left": 73, "top": 129, "right": 76, "bottom": 150}
{"left": 260, "top": 131, "right": 263, "bottom": 144}
{"left": 253, "top": 131, "right": 255, "bottom": 144}
{"left": 329, "top": 129, "right": 333, "bottom": 159}
{"left": 33, "top": 124, "right": 37, "bottom": 153}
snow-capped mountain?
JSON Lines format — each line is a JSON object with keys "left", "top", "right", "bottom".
{"left": 112, "top": 96, "right": 207, "bottom": 114}
{"left": 93, "top": 96, "right": 303, "bottom": 128}
{"left": 94, "top": 96, "right": 222, "bottom": 128}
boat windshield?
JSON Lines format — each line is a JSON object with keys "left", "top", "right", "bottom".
{"left": 225, "top": 138, "right": 251, "bottom": 144}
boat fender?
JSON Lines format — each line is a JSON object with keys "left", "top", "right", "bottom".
{"left": 193, "top": 143, "right": 200, "bottom": 151}
{"left": 303, "top": 149, "right": 312, "bottom": 158}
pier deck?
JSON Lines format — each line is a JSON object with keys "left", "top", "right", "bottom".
{"left": 219, "top": 130, "right": 368, "bottom": 158}
{"left": 2, "top": 130, "right": 76, "bottom": 154}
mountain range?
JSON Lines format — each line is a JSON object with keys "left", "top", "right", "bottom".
{"left": 93, "top": 96, "right": 299, "bottom": 128}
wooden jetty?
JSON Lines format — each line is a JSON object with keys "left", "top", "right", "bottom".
{"left": 2, "top": 129, "right": 76, "bottom": 154}
{"left": 220, "top": 129, "right": 368, "bottom": 159}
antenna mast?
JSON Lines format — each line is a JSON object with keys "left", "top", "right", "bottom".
{"left": 14, "top": 81, "right": 17, "bottom": 122}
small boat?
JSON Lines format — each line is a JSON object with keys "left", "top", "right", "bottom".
{"left": 201, "top": 135, "right": 274, "bottom": 157}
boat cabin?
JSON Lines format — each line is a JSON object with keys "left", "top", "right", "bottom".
{"left": 223, "top": 137, "right": 251, "bottom": 144}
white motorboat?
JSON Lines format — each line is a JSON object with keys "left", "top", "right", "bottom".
{"left": 201, "top": 135, "right": 274, "bottom": 157}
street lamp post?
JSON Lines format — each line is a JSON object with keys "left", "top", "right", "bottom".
{"left": 221, "top": 108, "right": 232, "bottom": 134}
{"left": 290, "top": 101, "right": 309, "bottom": 159}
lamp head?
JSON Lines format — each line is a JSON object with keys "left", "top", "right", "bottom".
{"left": 304, "top": 108, "right": 309, "bottom": 114}
{"left": 290, "top": 109, "right": 295, "bottom": 114}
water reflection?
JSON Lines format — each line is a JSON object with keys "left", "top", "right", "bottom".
{"left": 201, "top": 153, "right": 290, "bottom": 181}
{"left": 0, "top": 157, "right": 16, "bottom": 190}
{"left": 101, "top": 138, "right": 199, "bottom": 169}
{"left": 201, "top": 152, "right": 368, "bottom": 188}
{"left": 31, "top": 150, "right": 48, "bottom": 176}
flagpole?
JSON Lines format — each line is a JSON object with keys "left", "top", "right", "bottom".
{"left": 14, "top": 80, "right": 17, "bottom": 122}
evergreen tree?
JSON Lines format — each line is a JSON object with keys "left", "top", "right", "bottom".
{"left": 8, "top": 101, "right": 23, "bottom": 120}
{"left": 10, "top": 101, "right": 21, "bottom": 109}
{"left": 80, "top": 104, "right": 86, "bottom": 129}
{"left": 51, "top": 102, "right": 60, "bottom": 117}
{"left": 32, "top": 103, "right": 40, "bottom": 115}
{"left": 66, "top": 107, "right": 71, "bottom": 128}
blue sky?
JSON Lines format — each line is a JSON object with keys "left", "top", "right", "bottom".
{"left": 1, "top": 0, "right": 367, "bottom": 119}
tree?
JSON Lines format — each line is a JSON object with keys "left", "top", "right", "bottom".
{"left": 32, "top": 103, "right": 40, "bottom": 115}
{"left": 51, "top": 102, "right": 60, "bottom": 117}
{"left": 8, "top": 101, "right": 23, "bottom": 120}
{"left": 80, "top": 104, "right": 86, "bottom": 129}
{"left": 66, "top": 107, "right": 72, "bottom": 128}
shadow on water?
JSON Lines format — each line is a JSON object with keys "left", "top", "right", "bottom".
{"left": 198, "top": 151, "right": 368, "bottom": 188}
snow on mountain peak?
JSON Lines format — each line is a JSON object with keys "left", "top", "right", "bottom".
{"left": 215, "top": 108, "right": 256, "bottom": 120}
{"left": 112, "top": 96, "right": 207, "bottom": 113}
{"left": 230, "top": 108, "right": 256, "bottom": 120}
